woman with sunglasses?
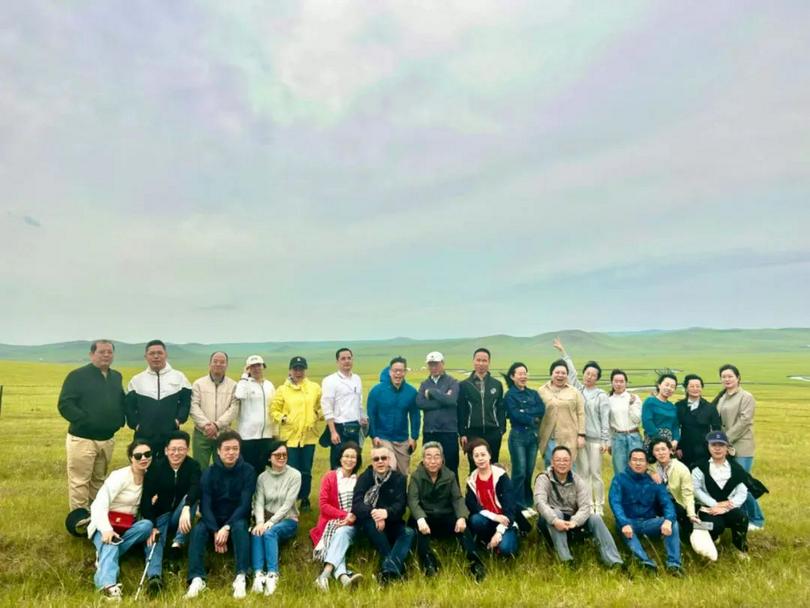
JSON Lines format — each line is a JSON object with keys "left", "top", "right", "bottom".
{"left": 87, "top": 439, "right": 155, "bottom": 601}
{"left": 250, "top": 440, "right": 301, "bottom": 596}
{"left": 311, "top": 442, "right": 363, "bottom": 591}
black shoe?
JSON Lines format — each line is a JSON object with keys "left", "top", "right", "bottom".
{"left": 300, "top": 498, "right": 311, "bottom": 513}
{"left": 147, "top": 575, "right": 163, "bottom": 597}
{"left": 641, "top": 562, "right": 659, "bottom": 575}
{"left": 469, "top": 560, "right": 486, "bottom": 582}
{"left": 378, "top": 571, "right": 395, "bottom": 587}
{"left": 666, "top": 565, "right": 685, "bottom": 578}
{"left": 562, "top": 559, "right": 578, "bottom": 571}
{"left": 422, "top": 553, "right": 440, "bottom": 577}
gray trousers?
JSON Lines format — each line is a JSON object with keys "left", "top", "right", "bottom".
{"left": 543, "top": 511, "right": 623, "bottom": 565}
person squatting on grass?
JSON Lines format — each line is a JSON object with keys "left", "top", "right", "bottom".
{"left": 351, "top": 445, "right": 416, "bottom": 585}
{"left": 312, "top": 442, "right": 364, "bottom": 591}
{"left": 407, "top": 441, "right": 486, "bottom": 581}
{"left": 533, "top": 445, "right": 623, "bottom": 568}
{"left": 185, "top": 431, "right": 256, "bottom": 599}
{"left": 189, "top": 351, "right": 238, "bottom": 471}
{"left": 139, "top": 430, "right": 201, "bottom": 596}
{"left": 250, "top": 440, "right": 301, "bottom": 596}
{"left": 125, "top": 340, "right": 192, "bottom": 457}
{"left": 464, "top": 438, "right": 519, "bottom": 557}
{"left": 87, "top": 438, "right": 154, "bottom": 601}
{"left": 59, "top": 339, "right": 126, "bottom": 533}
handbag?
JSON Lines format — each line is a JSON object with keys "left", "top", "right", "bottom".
{"left": 108, "top": 511, "right": 135, "bottom": 535}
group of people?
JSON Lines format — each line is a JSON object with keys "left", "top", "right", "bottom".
{"left": 57, "top": 338, "right": 766, "bottom": 600}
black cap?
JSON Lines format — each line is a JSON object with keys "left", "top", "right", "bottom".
{"left": 705, "top": 430, "right": 730, "bottom": 445}
{"left": 289, "top": 356, "right": 308, "bottom": 369}
{"left": 65, "top": 507, "right": 91, "bottom": 537}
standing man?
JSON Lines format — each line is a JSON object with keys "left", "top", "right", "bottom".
{"left": 321, "top": 347, "right": 365, "bottom": 469}
{"left": 458, "top": 348, "right": 505, "bottom": 469}
{"left": 190, "top": 352, "right": 239, "bottom": 470}
{"left": 58, "top": 339, "right": 126, "bottom": 533}
{"left": 185, "top": 431, "right": 256, "bottom": 599}
{"left": 415, "top": 352, "right": 461, "bottom": 479}
{"left": 367, "top": 357, "right": 420, "bottom": 476}
{"left": 126, "top": 340, "right": 192, "bottom": 456}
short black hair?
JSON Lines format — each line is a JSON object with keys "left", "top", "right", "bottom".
{"left": 657, "top": 372, "right": 678, "bottom": 387}
{"left": 338, "top": 441, "right": 362, "bottom": 474}
{"left": 145, "top": 339, "right": 166, "bottom": 353}
{"left": 90, "top": 340, "right": 114, "bottom": 353}
{"left": 389, "top": 356, "right": 407, "bottom": 367}
{"left": 682, "top": 373, "right": 703, "bottom": 389}
{"left": 209, "top": 351, "right": 229, "bottom": 363}
{"left": 552, "top": 445, "right": 572, "bottom": 457}
{"left": 166, "top": 430, "right": 190, "bottom": 447}
{"left": 610, "top": 369, "right": 628, "bottom": 382}
{"left": 629, "top": 448, "right": 647, "bottom": 461}
{"left": 336, "top": 347, "right": 353, "bottom": 360}
{"left": 719, "top": 363, "right": 741, "bottom": 379}
{"left": 473, "top": 347, "right": 491, "bottom": 359}
{"left": 466, "top": 437, "right": 491, "bottom": 456}
{"left": 549, "top": 358, "right": 568, "bottom": 375}
{"left": 582, "top": 360, "right": 602, "bottom": 380}
{"left": 127, "top": 438, "right": 151, "bottom": 459}
{"left": 216, "top": 430, "right": 242, "bottom": 449}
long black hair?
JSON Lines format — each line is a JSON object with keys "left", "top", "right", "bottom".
{"left": 712, "top": 363, "right": 741, "bottom": 405}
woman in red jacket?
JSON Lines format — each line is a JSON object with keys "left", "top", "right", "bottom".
{"left": 311, "top": 442, "right": 363, "bottom": 590}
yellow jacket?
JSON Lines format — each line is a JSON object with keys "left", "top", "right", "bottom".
{"left": 271, "top": 377, "right": 324, "bottom": 447}
{"left": 538, "top": 381, "right": 586, "bottom": 461}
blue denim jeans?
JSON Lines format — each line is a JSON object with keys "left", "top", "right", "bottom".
{"left": 616, "top": 517, "right": 681, "bottom": 568}
{"left": 508, "top": 429, "right": 539, "bottom": 508}
{"left": 92, "top": 519, "right": 153, "bottom": 589}
{"left": 542, "top": 511, "right": 623, "bottom": 565}
{"left": 358, "top": 518, "right": 415, "bottom": 575}
{"left": 250, "top": 519, "right": 299, "bottom": 574}
{"left": 610, "top": 432, "right": 643, "bottom": 475}
{"left": 287, "top": 445, "right": 316, "bottom": 500}
{"left": 145, "top": 499, "right": 197, "bottom": 578}
{"left": 186, "top": 519, "right": 250, "bottom": 580}
{"left": 469, "top": 513, "right": 518, "bottom": 557}
{"left": 323, "top": 525, "right": 356, "bottom": 578}
{"left": 735, "top": 456, "right": 765, "bottom": 527}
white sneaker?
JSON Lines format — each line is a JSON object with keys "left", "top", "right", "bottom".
{"left": 748, "top": 523, "right": 763, "bottom": 532}
{"left": 232, "top": 573, "right": 247, "bottom": 599}
{"left": 101, "top": 583, "right": 122, "bottom": 602}
{"left": 521, "top": 507, "right": 538, "bottom": 520}
{"left": 185, "top": 577, "right": 206, "bottom": 599}
{"left": 340, "top": 571, "right": 363, "bottom": 588}
{"left": 252, "top": 572, "right": 266, "bottom": 594}
{"left": 264, "top": 572, "right": 279, "bottom": 596}
{"left": 315, "top": 572, "right": 329, "bottom": 591}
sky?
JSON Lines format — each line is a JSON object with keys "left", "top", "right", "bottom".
{"left": 2, "top": 1, "right": 809, "bottom": 344}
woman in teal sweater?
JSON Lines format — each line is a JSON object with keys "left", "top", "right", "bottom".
{"left": 642, "top": 374, "right": 680, "bottom": 453}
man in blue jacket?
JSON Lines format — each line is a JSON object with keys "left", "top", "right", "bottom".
{"left": 415, "top": 352, "right": 460, "bottom": 478}
{"left": 185, "top": 431, "right": 257, "bottom": 599}
{"left": 367, "top": 357, "right": 420, "bottom": 476}
{"left": 608, "top": 448, "right": 682, "bottom": 574}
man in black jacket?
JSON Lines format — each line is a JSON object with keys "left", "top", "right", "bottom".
{"left": 415, "top": 351, "right": 461, "bottom": 478}
{"left": 140, "top": 430, "right": 201, "bottom": 595}
{"left": 58, "top": 339, "right": 126, "bottom": 530}
{"left": 352, "top": 446, "right": 415, "bottom": 585}
{"left": 458, "top": 348, "right": 505, "bottom": 470}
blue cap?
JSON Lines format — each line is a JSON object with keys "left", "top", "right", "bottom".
{"left": 705, "top": 431, "right": 730, "bottom": 445}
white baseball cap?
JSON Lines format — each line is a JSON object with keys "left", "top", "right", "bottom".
{"left": 245, "top": 355, "right": 266, "bottom": 368}
{"left": 425, "top": 351, "right": 444, "bottom": 363}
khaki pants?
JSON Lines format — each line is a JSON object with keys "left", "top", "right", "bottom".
{"left": 66, "top": 433, "right": 114, "bottom": 511}
{"left": 378, "top": 440, "right": 410, "bottom": 476}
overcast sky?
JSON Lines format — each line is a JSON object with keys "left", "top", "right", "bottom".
{"left": 2, "top": 1, "right": 809, "bottom": 344}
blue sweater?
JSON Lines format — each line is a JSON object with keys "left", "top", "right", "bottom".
{"left": 367, "top": 367, "right": 420, "bottom": 442}
{"left": 505, "top": 386, "right": 545, "bottom": 433}
{"left": 199, "top": 456, "right": 256, "bottom": 531}
{"left": 608, "top": 466, "right": 676, "bottom": 527}
{"left": 641, "top": 396, "right": 680, "bottom": 441}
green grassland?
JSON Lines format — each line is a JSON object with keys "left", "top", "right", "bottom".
{"left": 1, "top": 336, "right": 809, "bottom": 606}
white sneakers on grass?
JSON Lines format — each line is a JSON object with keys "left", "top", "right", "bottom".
{"left": 100, "top": 583, "right": 122, "bottom": 602}
{"left": 232, "top": 573, "right": 247, "bottom": 599}
{"left": 264, "top": 572, "right": 279, "bottom": 595}
{"left": 185, "top": 577, "right": 206, "bottom": 599}
{"left": 252, "top": 571, "right": 266, "bottom": 594}
{"left": 315, "top": 572, "right": 329, "bottom": 591}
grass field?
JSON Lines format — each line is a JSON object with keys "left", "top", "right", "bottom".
{"left": 1, "top": 346, "right": 809, "bottom": 607}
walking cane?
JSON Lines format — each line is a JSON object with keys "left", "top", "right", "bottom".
{"left": 134, "top": 530, "right": 160, "bottom": 600}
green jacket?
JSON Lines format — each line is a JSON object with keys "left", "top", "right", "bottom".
{"left": 58, "top": 363, "right": 125, "bottom": 440}
{"left": 407, "top": 463, "right": 468, "bottom": 521}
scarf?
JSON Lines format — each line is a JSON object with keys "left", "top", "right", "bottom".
{"left": 363, "top": 469, "right": 392, "bottom": 508}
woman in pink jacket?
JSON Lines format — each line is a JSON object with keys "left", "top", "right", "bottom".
{"left": 311, "top": 442, "right": 363, "bottom": 591}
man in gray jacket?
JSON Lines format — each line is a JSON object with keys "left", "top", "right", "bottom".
{"left": 190, "top": 352, "right": 239, "bottom": 470}
{"left": 415, "top": 352, "right": 461, "bottom": 478}
{"left": 534, "top": 446, "right": 623, "bottom": 568}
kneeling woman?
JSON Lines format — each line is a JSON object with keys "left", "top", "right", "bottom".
{"left": 88, "top": 439, "right": 155, "bottom": 600}
{"left": 251, "top": 440, "right": 301, "bottom": 596}
{"left": 465, "top": 438, "right": 519, "bottom": 556}
{"left": 311, "top": 442, "right": 363, "bottom": 590}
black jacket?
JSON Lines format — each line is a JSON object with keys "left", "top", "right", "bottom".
{"left": 57, "top": 364, "right": 125, "bottom": 440}
{"left": 352, "top": 466, "right": 407, "bottom": 523}
{"left": 140, "top": 455, "right": 202, "bottom": 522}
{"left": 458, "top": 372, "right": 505, "bottom": 437}
{"left": 199, "top": 456, "right": 256, "bottom": 531}
{"left": 676, "top": 397, "right": 722, "bottom": 468}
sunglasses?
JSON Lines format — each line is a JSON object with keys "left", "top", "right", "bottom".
{"left": 132, "top": 451, "right": 152, "bottom": 461}
{"left": 372, "top": 455, "right": 388, "bottom": 462}
{"left": 271, "top": 452, "right": 288, "bottom": 459}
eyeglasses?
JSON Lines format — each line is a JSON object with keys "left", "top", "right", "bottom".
{"left": 167, "top": 447, "right": 188, "bottom": 454}
{"left": 372, "top": 455, "right": 388, "bottom": 462}
{"left": 271, "top": 452, "right": 288, "bottom": 459}
{"left": 132, "top": 451, "right": 152, "bottom": 461}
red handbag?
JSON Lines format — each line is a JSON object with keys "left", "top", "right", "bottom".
{"left": 108, "top": 511, "right": 135, "bottom": 535}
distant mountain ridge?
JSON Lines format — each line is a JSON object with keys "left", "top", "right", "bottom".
{"left": 1, "top": 328, "right": 809, "bottom": 365}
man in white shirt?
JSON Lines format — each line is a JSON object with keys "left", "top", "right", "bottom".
{"left": 321, "top": 348, "right": 366, "bottom": 469}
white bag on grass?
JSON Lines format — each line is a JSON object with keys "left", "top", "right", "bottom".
{"left": 690, "top": 528, "right": 718, "bottom": 561}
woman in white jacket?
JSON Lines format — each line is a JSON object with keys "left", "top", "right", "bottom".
{"left": 235, "top": 355, "right": 276, "bottom": 474}
{"left": 88, "top": 439, "right": 155, "bottom": 600}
